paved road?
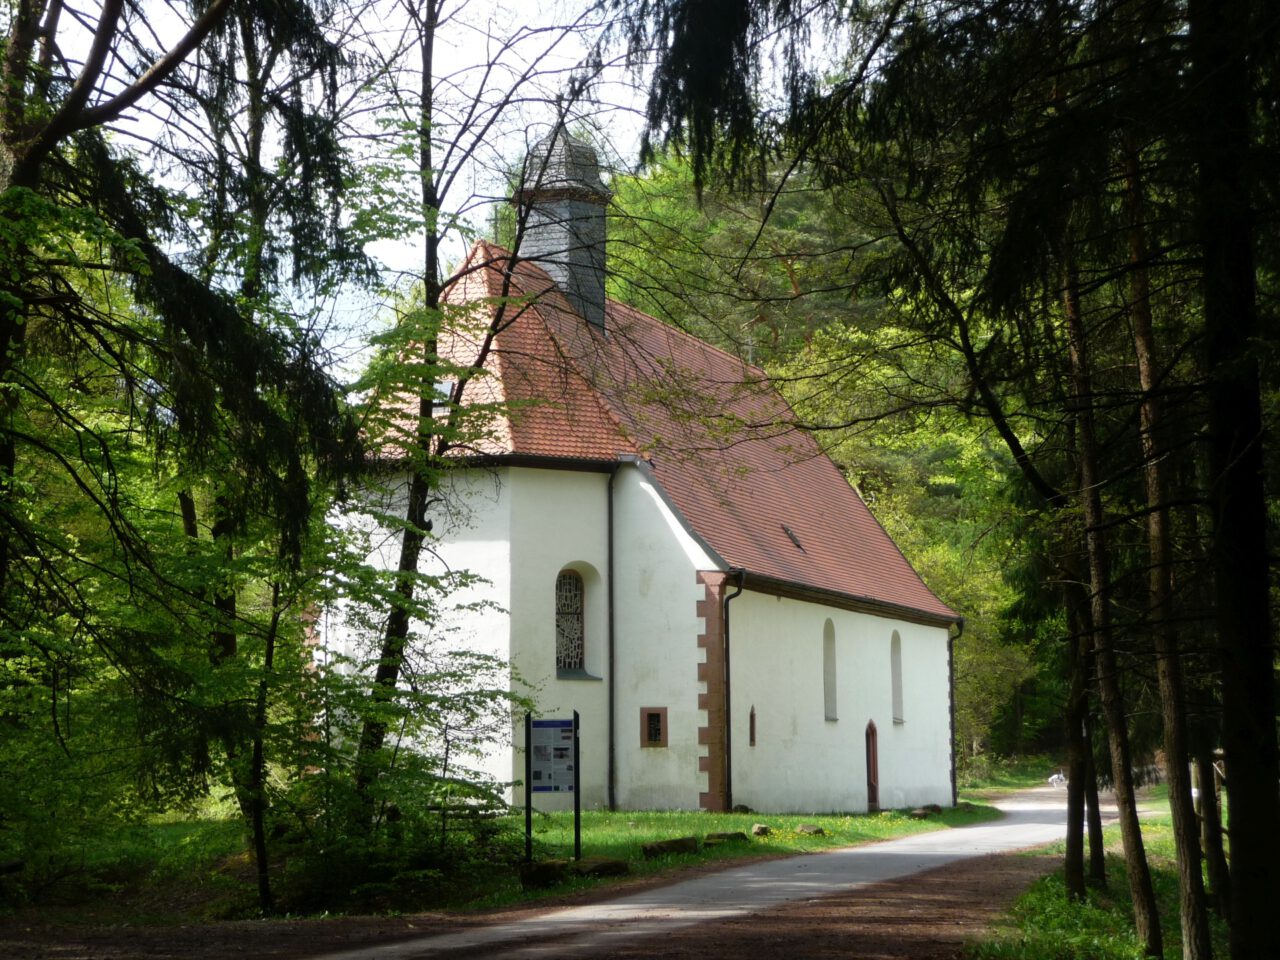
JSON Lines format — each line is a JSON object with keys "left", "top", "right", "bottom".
{"left": 313, "top": 788, "right": 1077, "bottom": 960}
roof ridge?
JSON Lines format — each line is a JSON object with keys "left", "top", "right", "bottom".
{"left": 603, "top": 297, "right": 770, "bottom": 381}
{"left": 470, "top": 240, "right": 766, "bottom": 381}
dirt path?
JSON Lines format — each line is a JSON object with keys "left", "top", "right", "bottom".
{"left": 586, "top": 852, "right": 1056, "bottom": 960}
{"left": 3, "top": 790, "right": 1081, "bottom": 959}
{"left": 0, "top": 849, "right": 1055, "bottom": 960}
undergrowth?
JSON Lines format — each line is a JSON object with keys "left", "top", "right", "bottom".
{"left": 968, "top": 812, "right": 1229, "bottom": 960}
{"left": 3, "top": 800, "right": 1000, "bottom": 921}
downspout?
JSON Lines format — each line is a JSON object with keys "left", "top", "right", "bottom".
{"left": 948, "top": 616, "right": 965, "bottom": 807}
{"left": 607, "top": 462, "right": 620, "bottom": 811}
{"left": 723, "top": 568, "right": 746, "bottom": 810}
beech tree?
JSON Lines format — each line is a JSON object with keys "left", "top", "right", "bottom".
{"left": 335, "top": 0, "right": 623, "bottom": 816}
{"left": 0, "top": 2, "right": 361, "bottom": 910}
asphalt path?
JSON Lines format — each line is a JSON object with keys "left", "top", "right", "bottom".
{"left": 312, "top": 788, "right": 1080, "bottom": 960}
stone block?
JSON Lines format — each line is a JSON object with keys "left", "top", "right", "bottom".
{"left": 519, "top": 859, "right": 570, "bottom": 889}
{"left": 572, "top": 856, "right": 629, "bottom": 878}
{"left": 641, "top": 836, "right": 699, "bottom": 859}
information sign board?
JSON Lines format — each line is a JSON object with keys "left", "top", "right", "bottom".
{"left": 529, "top": 718, "right": 576, "bottom": 792}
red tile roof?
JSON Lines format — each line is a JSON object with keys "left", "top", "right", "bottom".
{"left": 443, "top": 242, "right": 957, "bottom": 625}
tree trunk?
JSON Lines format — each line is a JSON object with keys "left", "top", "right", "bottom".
{"left": 1123, "top": 139, "right": 1212, "bottom": 960}
{"left": 248, "top": 578, "right": 283, "bottom": 915}
{"left": 354, "top": 463, "right": 430, "bottom": 797}
{"left": 1194, "top": 744, "right": 1230, "bottom": 917}
{"left": 1083, "top": 709, "right": 1107, "bottom": 890}
{"left": 1063, "top": 600, "right": 1090, "bottom": 901}
{"left": 355, "top": 0, "right": 442, "bottom": 803}
{"left": 1062, "top": 248, "right": 1162, "bottom": 956}
{"left": 1188, "top": 3, "right": 1280, "bottom": 956}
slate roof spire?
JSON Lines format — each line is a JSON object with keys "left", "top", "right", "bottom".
{"left": 514, "top": 127, "right": 611, "bottom": 331}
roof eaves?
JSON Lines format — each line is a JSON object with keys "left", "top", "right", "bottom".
{"left": 740, "top": 570, "right": 960, "bottom": 628}
{"left": 452, "top": 453, "right": 622, "bottom": 474}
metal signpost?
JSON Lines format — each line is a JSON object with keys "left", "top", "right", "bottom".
{"left": 524, "top": 711, "right": 581, "bottom": 862}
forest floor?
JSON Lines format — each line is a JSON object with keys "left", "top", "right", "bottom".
{"left": 0, "top": 846, "right": 1056, "bottom": 959}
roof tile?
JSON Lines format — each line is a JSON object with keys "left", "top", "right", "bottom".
{"left": 443, "top": 242, "right": 956, "bottom": 623}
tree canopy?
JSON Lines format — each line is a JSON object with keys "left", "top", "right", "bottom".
{"left": 612, "top": 0, "right": 1280, "bottom": 956}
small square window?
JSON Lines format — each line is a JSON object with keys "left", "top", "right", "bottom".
{"left": 640, "top": 707, "right": 668, "bottom": 748}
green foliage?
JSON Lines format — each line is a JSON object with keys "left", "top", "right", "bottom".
{"left": 275, "top": 796, "right": 527, "bottom": 913}
{"left": 971, "top": 875, "right": 1150, "bottom": 960}
{"left": 608, "top": 155, "right": 869, "bottom": 364}
{"left": 956, "top": 754, "right": 1058, "bottom": 792}
{"left": 969, "top": 816, "right": 1231, "bottom": 960}
{"left": 774, "top": 317, "right": 1056, "bottom": 762}
{"left": 0, "top": 3, "right": 479, "bottom": 916}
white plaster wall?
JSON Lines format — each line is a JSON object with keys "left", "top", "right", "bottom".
{"left": 323, "top": 462, "right": 953, "bottom": 817}
{"left": 730, "top": 591, "right": 952, "bottom": 813}
{"left": 321, "top": 462, "right": 715, "bottom": 813}
{"left": 317, "top": 467, "right": 516, "bottom": 791}
{"left": 612, "top": 465, "right": 718, "bottom": 810}
{"left": 428, "top": 468, "right": 517, "bottom": 790}
{"left": 506, "top": 466, "right": 612, "bottom": 811}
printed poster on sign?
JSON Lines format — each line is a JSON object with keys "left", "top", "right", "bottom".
{"left": 530, "top": 718, "right": 575, "bottom": 792}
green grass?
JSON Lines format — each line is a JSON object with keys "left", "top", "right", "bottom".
{"left": 1, "top": 815, "right": 249, "bottom": 923}
{"left": 1136, "top": 783, "right": 1169, "bottom": 812}
{"left": 7, "top": 801, "right": 1001, "bottom": 920}
{"left": 958, "top": 754, "right": 1060, "bottom": 793}
{"left": 463, "top": 801, "right": 1000, "bottom": 909}
{"left": 529, "top": 803, "right": 997, "bottom": 860}
{"left": 967, "top": 800, "right": 1230, "bottom": 960}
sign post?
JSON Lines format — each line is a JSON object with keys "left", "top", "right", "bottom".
{"left": 524, "top": 712, "right": 532, "bottom": 863}
{"left": 525, "top": 713, "right": 582, "bottom": 862}
{"left": 573, "top": 710, "right": 581, "bottom": 861}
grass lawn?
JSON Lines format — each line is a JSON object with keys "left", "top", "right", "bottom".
{"left": 467, "top": 800, "right": 1000, "bottom": 908}
{"left": 3, "top": 800, "right": 1001, "bottom": 920}
{"left": 957, "top": 754, "right": 1062, "bottom": 795}
{"left": 967, "top": 792, "right": 1230, "bottom": 960}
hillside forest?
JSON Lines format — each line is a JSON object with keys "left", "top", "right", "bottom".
{"left": 1, "top": 2, "right": 1277, "bottom": 959}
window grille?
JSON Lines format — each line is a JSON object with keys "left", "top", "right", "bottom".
{"left": 647, "top": 712, "right": 663, "bottom": 744}
{"left": 640, "top": 707, "right": 668, "bottom": 747}
{"left": 555, "top": 571, "right": 585, "bottom": 672}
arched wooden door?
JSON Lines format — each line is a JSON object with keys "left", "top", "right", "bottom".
{"left": 865, "top": 720, "right": 880, "bottom": 812}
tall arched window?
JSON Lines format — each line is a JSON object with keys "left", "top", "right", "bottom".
{"left": 891, "top": 630, "right": 904, "bottom": 723}
{"left": 555, "top": 571, "right": 585, "bottom": 672}
{"left": 823, "top": 619, "right": 837, "bottom": 721}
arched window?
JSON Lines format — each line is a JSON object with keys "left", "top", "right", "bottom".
{"left": 823, "top": 619, "right": 837, "bottom": 721}
{"left": 891, "top": 630, "right": 904, "bottom": 723}
{"left": 555, "top": 570, "right": 585, "bottom": 672}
